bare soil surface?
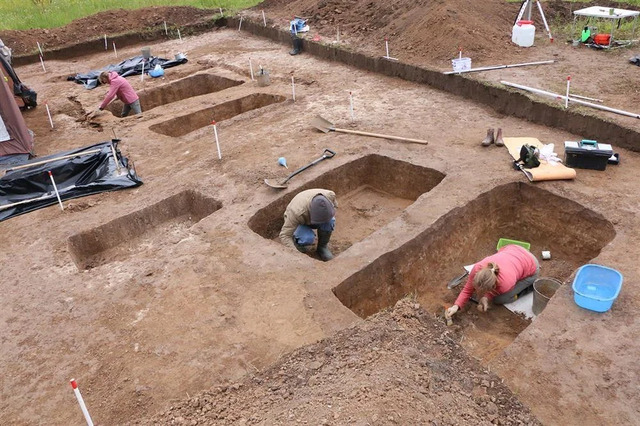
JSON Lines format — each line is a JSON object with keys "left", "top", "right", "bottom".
{"left": 1, "top": 5, "right": 639, "bottom": 426}
{"left": 139, "top": 299, "right": 540, "bottom": 425}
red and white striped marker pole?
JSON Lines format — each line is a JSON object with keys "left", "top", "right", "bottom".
{"left": 44, "top": 101, "right": 54, "bottom": 128}
{"left": 565, "top": 76, "right": 571, "bottom": 109}
{"left": 70, "top": 379, "right": 94, "bottom": 426}
{"left": 48, "top": 171, "right": 64, "bottom": 211}
{"left": 212, "top": 120, "right": 222, "bottom": 160}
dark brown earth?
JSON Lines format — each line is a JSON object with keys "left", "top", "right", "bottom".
{"left": 139, "top": 299, "right": 540, "bottom": 425}
{"left": 1, "top": 3, "right": 639, "bottom": 426}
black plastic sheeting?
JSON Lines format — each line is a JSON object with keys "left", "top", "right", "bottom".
{"left": 68, "top": 55, "right": 188, "bottom": 89}
{"left": 0, "top": 140, "right": 142, "bottom": 221}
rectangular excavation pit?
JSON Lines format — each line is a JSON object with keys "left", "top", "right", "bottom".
{"left": 106, "top": 73, "right": 243, "bottom": 116}
{"left": 333, "top": 182, "right": 616, "bottom": 362}
{"left": 68, "top": 190, "right": 221, "bottom": 269}
{"left": 248, "top": 154, "right": 446, "bottom": 259}
{"left": 149, "top": 93, "right": 286, "bottom": 137}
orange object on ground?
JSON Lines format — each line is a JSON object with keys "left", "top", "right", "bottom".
{"left": 594, "top": 34, "right": 611, "bottom": 45}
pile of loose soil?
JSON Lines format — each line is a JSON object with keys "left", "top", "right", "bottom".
{"left": 138, "top": 300, "right": 539, "bottom": 425}
{"left": 0, "top": 6, "right": 216, "bottom": 56}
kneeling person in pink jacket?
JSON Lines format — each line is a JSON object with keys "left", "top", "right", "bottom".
{"left": 446, "top": 244, "right": 540, "bottom": 318}
{"left": 94, "top": 71, "right": 141, "bottom": 117}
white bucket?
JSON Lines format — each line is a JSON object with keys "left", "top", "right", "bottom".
{"left": 451, "top": 57, "right": 471, "bottom": 73}
{"left": 512, "top": 21, "right": 535, "bottom": 47}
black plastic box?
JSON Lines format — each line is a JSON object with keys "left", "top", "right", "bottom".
{"left": 564, "top": 140, "right": 613, "bottom": 171}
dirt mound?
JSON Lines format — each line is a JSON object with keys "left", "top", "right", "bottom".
{"left": 259, "top": 0, "right": 524, "bottom": 64}
{"left": 139, "top": 300, "right": 539, "bottom": 425}
{"left": 0, "top": 6, "right": 215, "bottom": 56}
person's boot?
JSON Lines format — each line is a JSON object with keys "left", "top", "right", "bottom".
{"left": 316, "top": 230, "right": 334, "bottom": 261}
{"left": 481, "top": 128, "right": 494, "bottom": 147}
{"left": 289, "top": 37, "right": 302, "bottom": 55}
{"left": 494, "top": 128, "right": 504, "bottom": 147}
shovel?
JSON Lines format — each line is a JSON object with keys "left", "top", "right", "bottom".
{"left": 311, "top": 115, "right": 429, "bottom": 145}
{"left": 264, "top": 148, "right": 336, "bottom": 189}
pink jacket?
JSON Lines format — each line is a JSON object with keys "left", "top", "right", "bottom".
{"left": 454, "top": 245, "right": 538, "bottom": 308}
{"left": 99, "top": 71, "right": 139, "bottom": 109}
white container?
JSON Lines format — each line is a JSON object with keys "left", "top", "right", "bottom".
{"left": 451, "top": 57, "right": 471, "bottom": 73}
{"left": 512, "top": 20, "right": 535, "bottom": 47}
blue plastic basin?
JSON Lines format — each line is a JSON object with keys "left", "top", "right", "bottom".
{"left": 572, "top": 264, "right": 623, "bottom": 312}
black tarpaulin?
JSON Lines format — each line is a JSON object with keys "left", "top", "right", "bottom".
{"left": 0, "top": 140, "right": 142, "bottom": 221}
{"left": 68, "top": 55, "right": 188, "bottom": 88}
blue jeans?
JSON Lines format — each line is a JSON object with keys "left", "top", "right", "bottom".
{"left": 293, "top": 218, "right": 335, "bottom": 247}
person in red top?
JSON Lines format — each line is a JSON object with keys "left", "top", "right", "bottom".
{"left": 446, "top": 244, "right": 540, "bottom": 319}
{"left": 93, "top": 71, "right": 141, "bottom": 117}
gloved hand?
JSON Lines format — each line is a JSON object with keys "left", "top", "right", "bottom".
{"left": 445, "top": 304, "right": 459, "bottom": 319}
{"left": 477, "top": 297, "right": 489, "bottom": 312}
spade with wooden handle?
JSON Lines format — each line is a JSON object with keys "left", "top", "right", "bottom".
{"left": 311, "top": 115, "right": 428, "bottom": 145}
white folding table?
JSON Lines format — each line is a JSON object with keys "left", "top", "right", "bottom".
{"left": 573, "top": 6, "right": 640, "bottom": 47}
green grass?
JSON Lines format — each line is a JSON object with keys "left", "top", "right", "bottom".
{"left": 0, "top": 0, "right": 262, "bottom": 31}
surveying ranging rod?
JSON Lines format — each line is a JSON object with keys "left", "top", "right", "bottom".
{"left": 516, "top": 0, "right": 553, "bottom": 41}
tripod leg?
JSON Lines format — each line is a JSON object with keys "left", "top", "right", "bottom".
{"left": 516, "top": 0, "right": 529, "bottom": 24}
{"left": 536, "top": 0, "right": 554, "bottom": 41}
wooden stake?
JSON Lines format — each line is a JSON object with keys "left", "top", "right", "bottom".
{"left": 177, "top": 29, "right": 182, "bottom": 42}
{"left": 219, "top": 7, "right": 223, "bottom": 17}
{"left": 104, "top": 34, "right": 107, "bottom": 50}
{"left": 164, "top": 21, "right": 168, "bottom": 35}
{"left": 37, "top": 41, "right": 43, "bottom": 57}
{"left": 291, "top": 76, "right": 296, "bottom": 102}
{"left": 239, "top": 16, "right": 243, "bottom": 31}
{"left": 113, "top": 42, "right": 118, "bottom": 58}
{"left": 262, "top": 10, "right": 267, "bottom": 27}
{"left": 39, "top": 55, "right": 46, "bottom": 73}
{"left": 565, "top": 76, "right": 571, "bottom": 109}
{"left": 212, "top": 121, "right": 222, "bottom": 160}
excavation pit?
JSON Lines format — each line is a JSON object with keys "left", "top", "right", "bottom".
{"left": 106, "top": 73, "right": 243, "bottom": 116}
{"left": 68, "top": 190, "right": 221, "bottom": 269}
{"left": 333, "top": 182, "right": 616, "bottom": 361}
{"left": 248, "top": 154, "right": 446, "bottom": 259}
{"left": 149, "top": 93, "right": 286, "bottom": 137}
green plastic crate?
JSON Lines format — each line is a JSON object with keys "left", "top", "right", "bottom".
{"left": 496, "top": 238, "right": 530, "bottom": 251}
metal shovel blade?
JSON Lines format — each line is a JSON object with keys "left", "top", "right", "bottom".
{"left": 311, "top": 115, "right": 335, "bottom": 133}
{"left": 264, "top": 178, "right": 289, "bottom": 189}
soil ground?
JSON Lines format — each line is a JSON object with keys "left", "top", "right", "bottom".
{"left": 1, "top": 3, "right": 639, "bottom": 425}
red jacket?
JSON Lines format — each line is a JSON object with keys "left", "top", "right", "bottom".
{"left": 100, "top": 71, "right": 139, "bottom": 109}
{"left": 454, "top": 245, "right": 537, "bottom": 308}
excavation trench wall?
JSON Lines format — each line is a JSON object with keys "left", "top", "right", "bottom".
{"left": 12, "top": 18, "right": 225, "bottom": 66}
{"left": 229, "top": 17, "right": 640, "bottom": 152}
{"left": 333, "top": 182, "right": 616, "bottom": 318}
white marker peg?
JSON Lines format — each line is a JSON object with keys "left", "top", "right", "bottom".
{"left": 48, "top": 171, "right": 64, "bottom": 211}
{"left": 45, "top": 101, "right": 54, "bottom": 128}
{"left": 565, "top": 76, "right": 571, "bottom": 109}
{"left": 113, "top": 42, "right": 118, "bottom": 58}
{"left": 212, "top": 120, "right": 222, "bottom": 160}
{"left": 70, "top": 379, "right": 94, "bottom": 426}
{"left": 291, "top": 76, "right": 296, "bottom": 102}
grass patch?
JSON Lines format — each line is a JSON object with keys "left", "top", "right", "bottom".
{"left": 0, "top": 0, "right": 263, "bottom": 31}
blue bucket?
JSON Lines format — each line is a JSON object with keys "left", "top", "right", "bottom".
{"left": 572, "top": 264, "right": 623, "bottom": 312}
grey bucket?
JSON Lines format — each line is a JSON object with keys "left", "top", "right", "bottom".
{"left": 141, "top": 47, "right": 151, "bottom": 59}
{"left": 257, "top": 69, "right": 270, "bottom": 87}
{"left": 532, "top": 277, "right": 562, "bottom": 315}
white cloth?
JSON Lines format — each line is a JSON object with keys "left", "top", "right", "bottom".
{"left": 539, "top": 143, "right": 562, "bottom": 166}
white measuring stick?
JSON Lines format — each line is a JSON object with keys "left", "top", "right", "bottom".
{"left": 239, "top": 16, "right": 243, "bottom": 31}
{"left": 443, "top": 60, "right": 555, "bottom": 75}
{"left": 104, "top": 34, "right": 107, "bottom": 50}
{"left": 113, "top": 42, "right": 118, "bottom": 58}
{"left": 212, "top": 121, "right": 222, "bottom": 160}
{"left": 262, "top": 10, "right": 267, "bottom": 26}
{"left": 571, "top": 93, "right": 604, "bottom": 103}
{"left": 291, "top": 76, "right": 296, "bottom": 102}
{"left": 501, "top": 80, "right": 640, "bottom": 119}
{"left": 45, "top": 102, "right": 54, "bottom": 128}
{"left": 385, "top": 37, "right": 390, "bottom": 57}
{"left": 565, "top": 76, "right": 571, "bottom": 109}
{"left": 536, "top": 0, "right": 553, "bottom": 41}
{"left": 39, "top": 55, "right": 46, "bottom": 73}
{"left": 177, "top": 29, "right": 182, "bottom": 42}
{"left": 164, "top": 21, "right": 168, "bottom": 35}
{"left": 249, "top": 58, "right": 254, "bottom": 80}
{"left": 349, "top": 92, "right": 355, "bottom": 121}
{"left": 37, "top": 41, "right": 43, "bottom": 56}
{"left": 48, "top": 171, "right": 64, "bottom": 211}
{"left": 70, "top": 379, "right": 93, "bottom": 426}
